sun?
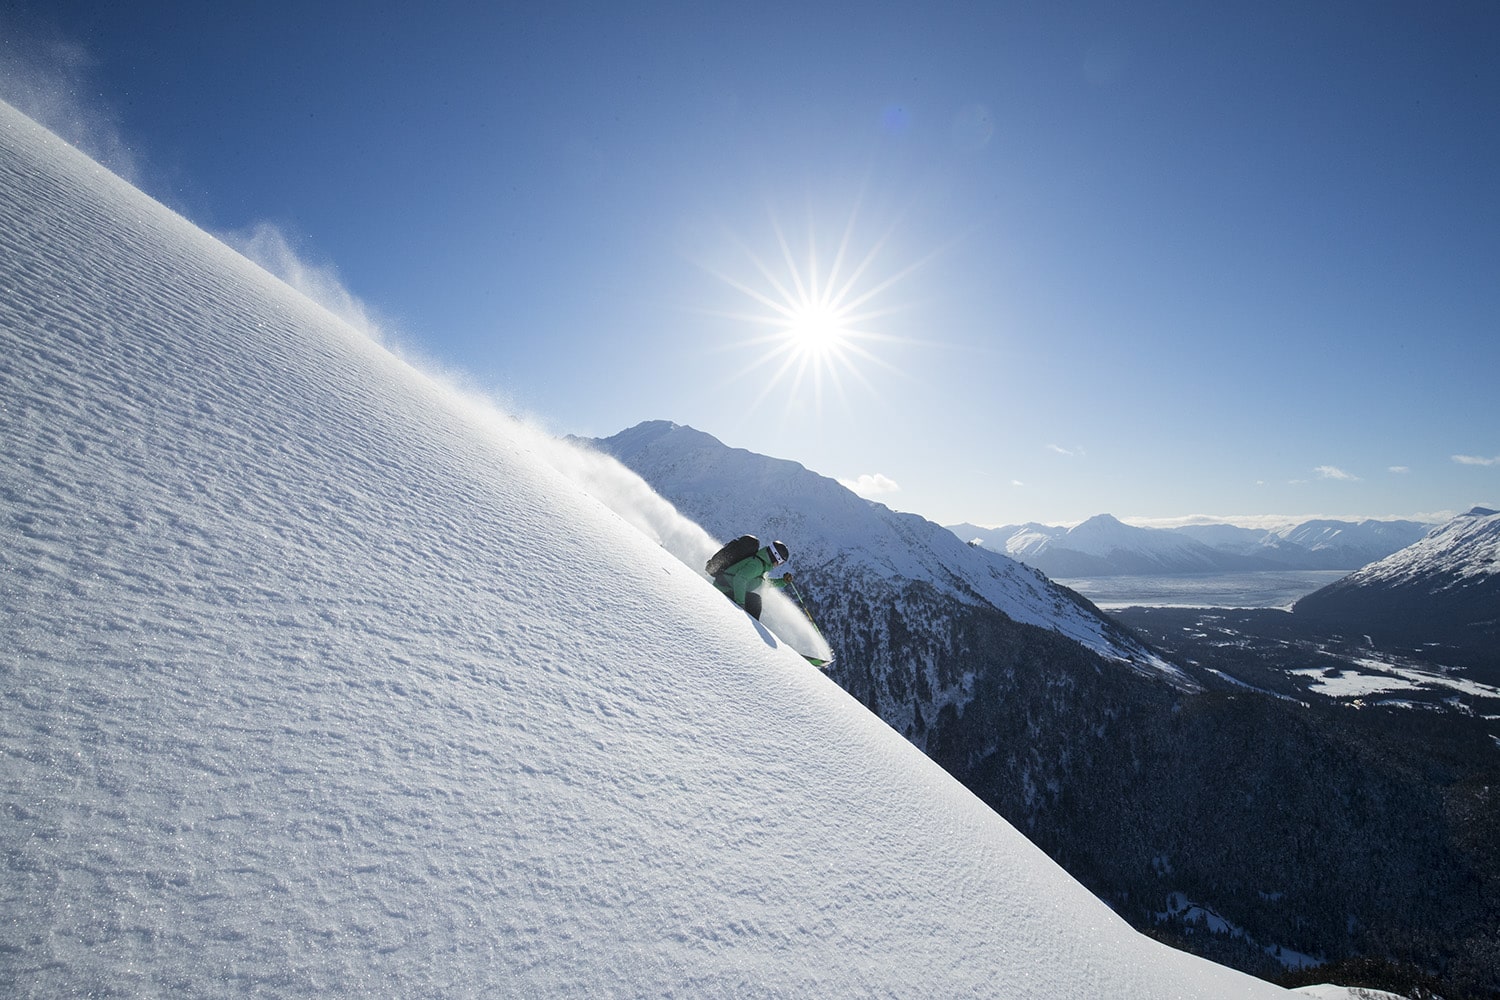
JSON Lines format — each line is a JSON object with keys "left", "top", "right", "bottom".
{"left": 783, "top": 300, "right": 853, "bottom": 362}
{"left": 698, "top": 203, "right": 928, "bottom": 414}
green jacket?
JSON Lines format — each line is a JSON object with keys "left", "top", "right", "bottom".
{"left": 715, "top": 546, "right": 789, "bottom": 606}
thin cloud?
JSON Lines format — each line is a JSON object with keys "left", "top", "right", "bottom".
{"left": 1315, "top": 465, "right": 1360, "bottom": 481}
{"left": 839, "top": 472, "right": 901, "bottom": 497}
{"left": 1047, "top": 444, "right": 1084, "bottom": 457}
{"left": 1453, "top": 454, "right": 1500, "bottom": 467}
{"left": 1388, "top": 466, "right": 1410, "bottom": 474}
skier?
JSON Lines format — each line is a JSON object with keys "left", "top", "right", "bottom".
{"left": 710, "top": 539, "right": 791, "bottom": 620}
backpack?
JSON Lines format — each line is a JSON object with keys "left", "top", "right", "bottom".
{"left": 705, "top": 534, "right": 760, "bottom": 576}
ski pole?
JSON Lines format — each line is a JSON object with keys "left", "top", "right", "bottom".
{"left": 785, "top": 578, "right": 826, "bottom": 636}
{"left": 784, "top": 577, "right": 835, "bottom": 669}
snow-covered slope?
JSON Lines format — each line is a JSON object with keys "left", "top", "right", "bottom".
{"left": 0, "top": 101, "right": 1301, "bottom": 996}
{"left": 1293, "top": 508, "right": 1500, "bottom": 674}
{"left": 590, "top": 422, "right": 1182, "bottom": 683}
{"left": 956, "top": 515, "right": 1433, "bottom": 576}
{"left": 1327, "top": 507, "right": 1499, "bottom": 588}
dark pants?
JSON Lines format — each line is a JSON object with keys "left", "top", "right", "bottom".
{"left": 713, "top": 573, "right": 762, "bottom": 620}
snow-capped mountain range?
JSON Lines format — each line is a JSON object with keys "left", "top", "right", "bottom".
{"left": 1294, "top": 507, "right": 1500, "bottom": 675}
{"left": 953, "top": 514, "right": 1434, "bottom": 578}
{"left": 0, "top": 99, "right": 1320, "bottom": 997}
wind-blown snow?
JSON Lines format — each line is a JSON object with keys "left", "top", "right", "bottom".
{"left": 537, "top": 440, "right": 832, "bottom": 662}
{"left": 592, "top": 422, "right": 1188, "bottom": 685}
{"left": 0, "top": 100, "right": 1297, "bottom": 997}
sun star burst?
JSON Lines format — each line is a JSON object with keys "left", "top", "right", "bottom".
{"left": 699, "top": 202, "right": 928, "bottom": 416}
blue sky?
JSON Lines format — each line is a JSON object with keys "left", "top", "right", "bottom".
{"left": 3, "top": 1, "right": 1497, "bottom": 527}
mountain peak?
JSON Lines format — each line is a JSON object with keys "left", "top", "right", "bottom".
{"left": 598, "top": 418, "right": 686, "bottom": 448}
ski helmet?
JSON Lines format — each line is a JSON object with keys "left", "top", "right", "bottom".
{"left": 771, "top": 540, "right": 789, "bottom": 565}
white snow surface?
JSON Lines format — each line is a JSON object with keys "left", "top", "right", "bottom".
{"left": 1293, "top": 988, "right": 1406, "bottom": 1000}
{"left": 0, "top": 101, "right": 1295, "bottom": 997}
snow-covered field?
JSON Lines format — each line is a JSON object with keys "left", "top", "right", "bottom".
{"left": 0, "top": 98, "right": 1341, "bottom": 997}
{"left": 1293, "top": 656, "right": 1500, "bottom": 702}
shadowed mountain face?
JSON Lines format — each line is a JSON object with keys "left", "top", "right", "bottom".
{"left": 1295, "top": 507, "right": 1500, "bottom": 678}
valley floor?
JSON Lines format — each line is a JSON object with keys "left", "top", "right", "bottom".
{"left": 1113, "top": 606, "right": 1500, "bottom": 721}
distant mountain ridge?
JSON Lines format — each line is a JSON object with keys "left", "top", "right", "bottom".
{"left": 952, "top": 513, "right": 1434, "bottom": 577}
{"left": 1294, "top": 506, "right": 1500, "bottom": 676}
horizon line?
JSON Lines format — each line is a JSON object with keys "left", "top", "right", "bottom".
{"left": 952, "top": 510, "right": 1470, "bottom": 532}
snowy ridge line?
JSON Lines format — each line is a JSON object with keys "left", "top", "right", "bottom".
{"left": 1340, "top": 506, "right": 1499, "bottom": 586}
{"left": 1291, "top": 506, "right": 1500, "bottom": 672}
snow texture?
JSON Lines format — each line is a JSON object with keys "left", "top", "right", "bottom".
{"left": 0, "top": 99, "right": 1295, "bottom": 997}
